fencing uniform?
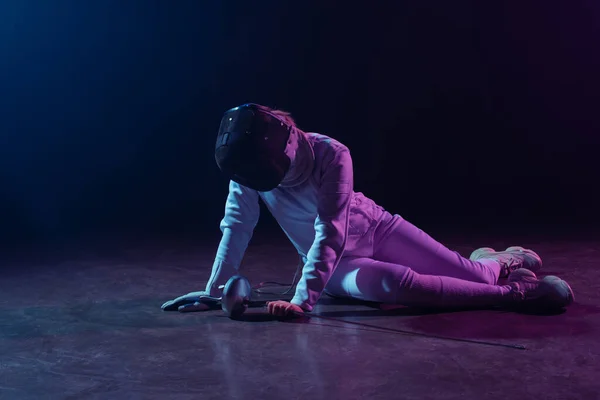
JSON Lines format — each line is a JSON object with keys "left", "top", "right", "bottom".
{"left": 206, "top": 130, "right": 515, "bottom": 312}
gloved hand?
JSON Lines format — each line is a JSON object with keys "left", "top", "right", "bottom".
{"left": 161, "top": 291, "right": 221, "bottom": 312}
{"left": 266, "top": 300, "right": 305, "bottom": 318}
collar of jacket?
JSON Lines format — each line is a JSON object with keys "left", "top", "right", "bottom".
{"left": 279, "top": 128, "right": 315, "bottom": 188}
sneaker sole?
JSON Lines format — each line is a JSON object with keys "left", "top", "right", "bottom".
{"left": 508, "top": 268, "right": 537, "bottom": 282}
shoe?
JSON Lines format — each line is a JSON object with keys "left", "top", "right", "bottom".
{"left": 507, "top": 268, "right": 574, "bottom": 310}
{"left": 469, "top": 246, "right": 542, "bottom": 278}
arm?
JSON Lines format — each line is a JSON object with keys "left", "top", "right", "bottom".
{"left": 204, "top": 180, "right": 260, "bottom": 296}
{"left": 291, "top": 146, "right": 353, "bottom": 311}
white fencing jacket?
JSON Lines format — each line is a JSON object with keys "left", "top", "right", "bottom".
{"left": 205, "top": 129, "right": 384, "bottom": 311}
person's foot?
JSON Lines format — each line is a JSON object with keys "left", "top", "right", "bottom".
{"left": 506, "top": 268, "right": 574, "bottom": 310}
{"left": 469, "top": 246, "right": 542, "bottom": 278}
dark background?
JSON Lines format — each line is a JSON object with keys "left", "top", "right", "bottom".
{"left": 1, "top": 1, "right": 599, "bottom": 250}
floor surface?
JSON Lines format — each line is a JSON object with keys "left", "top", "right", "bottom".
{"left": 1, "top": 233, "right": 599, "bottom": 400}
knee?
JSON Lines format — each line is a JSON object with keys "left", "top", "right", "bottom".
{"left": 327, "top": 258, "right": 414, "bottom": 303}
{"left": 356, "top": 261, "right": 413, "bottom": 299}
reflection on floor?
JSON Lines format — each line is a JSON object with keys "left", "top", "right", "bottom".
{"left": 0, "top": 233, "right": 598, "bottom": 399}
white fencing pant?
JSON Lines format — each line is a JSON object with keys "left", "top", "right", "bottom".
{"left": 325, "top": 213, "right": 514, "bottom": 308}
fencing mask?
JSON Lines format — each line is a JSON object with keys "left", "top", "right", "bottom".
{"left": 215, "top": 103, "right": 293, "bottom": 192}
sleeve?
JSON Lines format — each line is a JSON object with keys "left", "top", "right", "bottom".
{"left": 291, "top": 146, "right": 353, "bottom": 311}
{"left": 204, "top": 180, "right": 261, "bottom": 296}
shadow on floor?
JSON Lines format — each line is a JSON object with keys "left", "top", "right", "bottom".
{"left": 7, "top": 293, "right": 599, "bottom": 341}
{"left": 296, "top": 301, "right": 600, "bottom": 340}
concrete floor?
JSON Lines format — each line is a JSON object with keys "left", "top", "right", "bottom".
{"left": 1, "top": 233, "right": 599, "bottom": 400}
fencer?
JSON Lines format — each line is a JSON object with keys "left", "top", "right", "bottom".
{"left": 162, "top": 103, "right": 574, "bottom": 317}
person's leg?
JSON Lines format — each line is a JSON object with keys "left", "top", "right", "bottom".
{"left": 325, "top": 257, "right": 573, "bottom": 310}
{"left": 372, "top": 213, "right": 502, "bottom": 285}
{"left": 326, "top": 257, "right": 512, "bottom": 308}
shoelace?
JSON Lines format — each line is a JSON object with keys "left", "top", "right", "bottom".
{"left": 510, "top": 275, "right": 544, "bottom": 301}
{"left": 494, "top": 253, "right": 523, "bottom": 276}
{"left": 509, "top": 283, "right": 527, "bottom": 301}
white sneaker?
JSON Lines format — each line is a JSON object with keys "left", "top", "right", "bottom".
{"left": 470, "top": 246, "right": 542, "bottom": 278}
{"left": 507, "top": 268, "right": 574, "bottom": 310}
